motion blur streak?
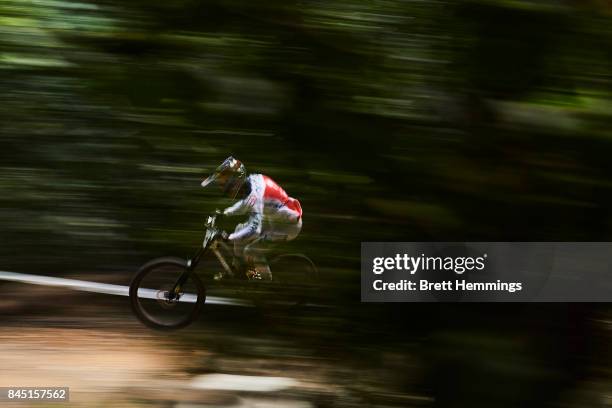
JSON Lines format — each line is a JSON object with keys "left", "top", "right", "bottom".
{"left": 0, "top": 271, "right": 249, "bottom": 305}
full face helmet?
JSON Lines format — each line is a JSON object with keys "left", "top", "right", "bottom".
{"left": 201, "top": 156, "right": 247, "bottom": 198}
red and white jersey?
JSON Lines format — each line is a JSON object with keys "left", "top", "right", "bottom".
{"left": 224, "top": 174, "right": 302, "bottom": 241}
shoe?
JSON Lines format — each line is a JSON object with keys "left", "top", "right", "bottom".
{"left": 246, "top": 266, "right": 272, "bottom": 281}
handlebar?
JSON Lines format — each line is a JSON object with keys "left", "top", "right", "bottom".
{"left": 203, "top": 211, "right": 229, "bottom": 244}
{"left": 205, "top": 209, "right": 224, "bottom": 227}
{"left": 205, "top": 214, "right": 217, "bottom": 229}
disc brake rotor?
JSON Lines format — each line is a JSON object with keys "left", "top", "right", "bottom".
{"left": 156, "top": 288, "right": 181, "bottom": 309}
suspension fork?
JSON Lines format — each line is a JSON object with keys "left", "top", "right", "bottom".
{"left": 168, "top": 246, "right": 207, "bottom": 299}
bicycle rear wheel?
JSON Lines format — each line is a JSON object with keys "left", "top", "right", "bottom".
{"left": 268, "top": 253, "right": 318, "bottom": 306}
{"left": 129, "top": 257, "right": 206, "bottom": 330}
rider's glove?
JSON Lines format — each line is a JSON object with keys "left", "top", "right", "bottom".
{"left": 220, "top": 231, "right": 229, "bottom": 241}
{"left": 214, "top": 208, "right": 226, "bottom": 220}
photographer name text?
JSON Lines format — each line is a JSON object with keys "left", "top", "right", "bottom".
{"left": 372, "top": 253, "right": 523, "bottom": 293}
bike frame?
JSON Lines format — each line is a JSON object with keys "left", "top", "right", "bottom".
{"left": 187, "top": 240, "right": 234, "bottom": 277}
{"left": 167, "top": 214, "right": 234, "bottom": 299}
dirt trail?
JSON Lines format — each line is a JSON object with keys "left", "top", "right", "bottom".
{"left": 0, "top": 325, "right": 191, "bottom": 406}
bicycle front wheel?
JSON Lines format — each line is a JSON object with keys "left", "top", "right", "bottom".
{"left": 129, "top": 257, "right": 206, "bottom": 330}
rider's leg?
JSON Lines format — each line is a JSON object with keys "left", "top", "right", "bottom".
{"left": 244, "top": 218, "right": 303, "bottom": 280}
{"left": 244, "top": 236, "right": 272, "bottom": 280}
{"left": 264, "top": 217, "right": 302, "bottom": 242}
{"left": 231, "top": 222, "right": 256, "bottom": 274}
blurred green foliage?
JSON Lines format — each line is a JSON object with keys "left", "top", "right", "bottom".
{"left": 2, "top": 0, "right": 612, "bottom": 277}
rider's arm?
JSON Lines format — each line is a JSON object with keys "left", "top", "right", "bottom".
{"left": 223, "top": 198, "right": 250, "bottom": 216}
{"left": 227, "top": 176, "right": 264, "bottom": 241}
{"left": 228, "top": 212, "right": 263, "bottom": 241}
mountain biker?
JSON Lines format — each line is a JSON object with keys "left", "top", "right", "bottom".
{"left": 201, "top": 156, "right": 303, "bottom": 280}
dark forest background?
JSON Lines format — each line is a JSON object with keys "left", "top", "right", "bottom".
{"left": 4, "top": 0, "right": 612, "bottom": 277}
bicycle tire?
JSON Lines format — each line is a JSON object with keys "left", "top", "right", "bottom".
{"left": 269, "top": 253, "right": 318, "bottom": 306}
{"left": 129, "top": 257, "right": 206, "bottom": 330}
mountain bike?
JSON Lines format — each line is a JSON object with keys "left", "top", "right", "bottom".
{"left": 129, "top": 213, "right": 318, "bottom": 330}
